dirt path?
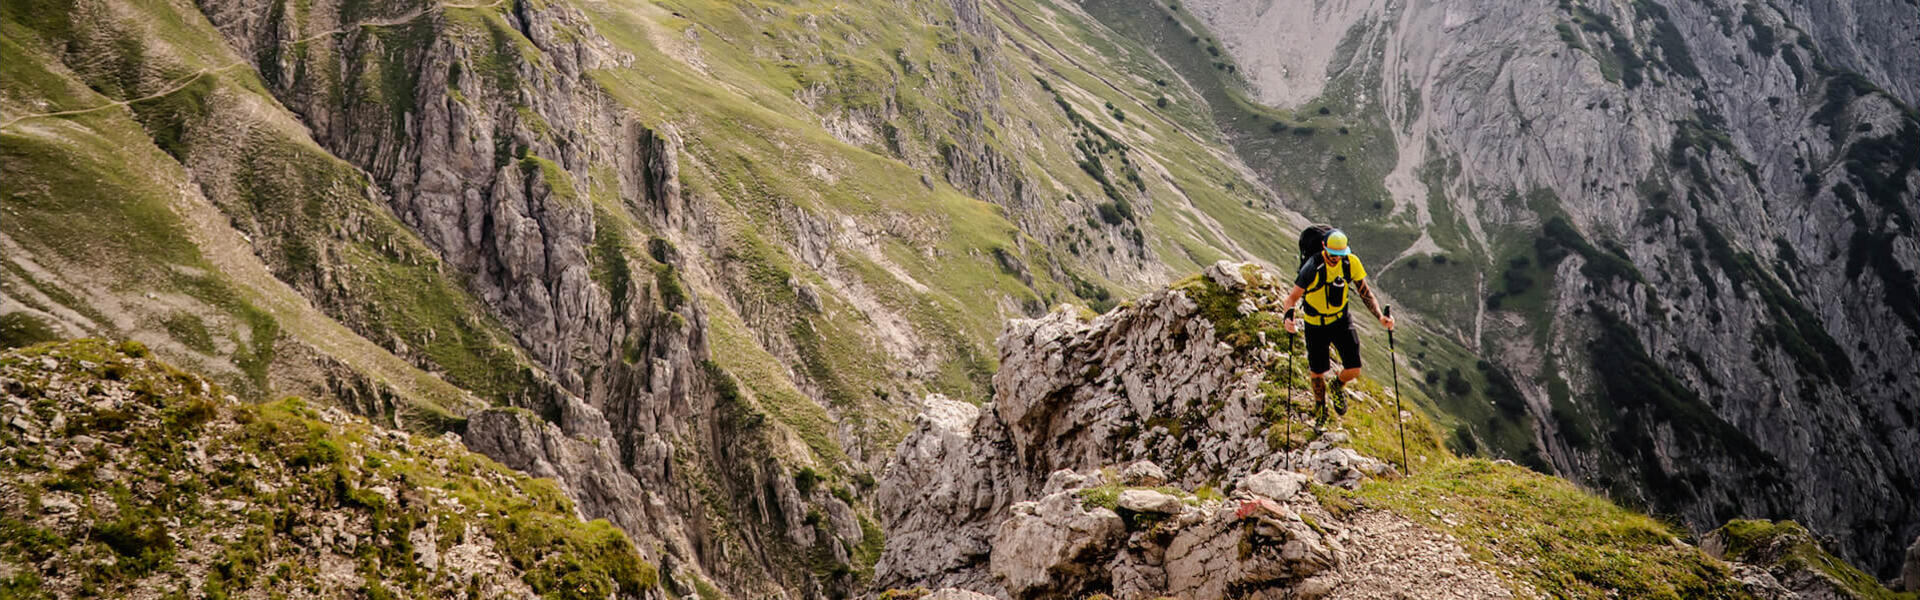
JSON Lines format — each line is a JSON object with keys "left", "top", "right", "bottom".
{"left": 1314, "top": 508, "right": 1534, "bottom": 600}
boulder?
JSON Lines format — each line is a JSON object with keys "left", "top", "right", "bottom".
{"left": 1117, "top": 489, "right": 1185, "bottom": 514}
{"left": 1305, "top": 445, "right": 1391, "bottom": 489}
{"left": 1164, "top": 505, "right": 1333, "bottom": 598}
{"left": 1121, "top": 460, "right": 1168, "bottom": 486}
{"left": 1241, "top": 469, "right": 1310, "bottom": 501}
{"left": 1204, "top": 260, "right": 1254, "bottom": 291}
{"left": 989, "top": 491, "right": 1126, "bottom": 598}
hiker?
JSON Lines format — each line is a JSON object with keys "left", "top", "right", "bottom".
{"left": 1280, "top": 227, "right": 1394, "bottom": 427}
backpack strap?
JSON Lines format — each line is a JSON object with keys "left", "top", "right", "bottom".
{"left": 1300, "top": 257, "right": 1355, "bottom": 325}
{"left": 1301, "top": 254, "right": 1329, "bottom": 294}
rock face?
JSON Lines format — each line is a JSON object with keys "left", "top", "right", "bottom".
{"left": 1903, "top": 535, "right": 1920, "bottom": 592}
{"left": 1169, "top": 0, "right": 1920, "bottom": 574}
{"left": 878, "top": 263, "right": 1500, "bottom": 598}
{"left": 174, "top": 0, "right": 877, "bottom": 594}
{"left": 989, "top": 491, "right": 1126, "bottom": 598}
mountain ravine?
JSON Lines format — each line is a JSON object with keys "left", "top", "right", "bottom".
{"left": 2, "top": 0, "right": 1916, "bottom": 597}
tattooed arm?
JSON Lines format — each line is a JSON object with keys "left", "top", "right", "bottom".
{"left": 1355, "top": 278, "right": 1385, "bottom": 321}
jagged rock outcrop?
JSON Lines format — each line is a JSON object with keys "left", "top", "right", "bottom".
{"left": 1703, "top": 519, "right": 1897, "bottom": 599}
{"left": 877, "top": 262, "right": 1508, "bottom": 598}
{"left": 988, "top": 490, "right": 1126, "bottom": 598}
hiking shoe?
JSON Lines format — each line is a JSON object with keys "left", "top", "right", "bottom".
{"left": 1329, "top": 378, "right": 1348, "bottom": 416}
{"left": 1313, "top": 402, "right": 1331, "bottom": 429}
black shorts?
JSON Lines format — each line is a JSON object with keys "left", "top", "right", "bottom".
{"left": 1304, "top": 317, "right": 1361, "bottom": 373}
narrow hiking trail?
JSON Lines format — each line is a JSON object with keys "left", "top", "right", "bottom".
{"left": 0, "top": 0, "right": 508, "bottom": 130}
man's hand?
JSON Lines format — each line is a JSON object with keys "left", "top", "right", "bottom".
{"left": 1284, "top": 318, "right": 1300, "bottom": 333}
{"left": 1380, "top": 315, "right": 1395, "bottom": 331}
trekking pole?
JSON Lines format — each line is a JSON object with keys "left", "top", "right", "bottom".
{"left": 1386, "top": 305, "right": 1409, "bottom": 476}
{"left": 1284, "top": 308, "right": 1296, "bottom": 470}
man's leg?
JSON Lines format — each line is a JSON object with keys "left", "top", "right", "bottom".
{"left": 1304, "top": 324, "right": 1333, "bottom": 427}
{"left": 1327, "top": 321, "right": 1363, "bottom": 415}
{"left": 1308, "top": 374, "right": 1328, "bottom": 426}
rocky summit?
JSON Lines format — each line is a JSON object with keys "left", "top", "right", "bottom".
{"left": 2, "top": 0, "right": 1916, "bottom": 596}
{"left": 874, "top": 263, "right": 1907, "bottom": 599}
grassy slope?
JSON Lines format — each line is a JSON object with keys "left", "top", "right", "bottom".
{"left": 564, "top": 0, "right": 1339, "bottom": 470}
{"left": 0, "top": 0, "right": 544, "bottom": 418}
{"left": 0, "top": 340, "right": 654, "bottom": 599}
{"left": 1352, "top": 460, "right": 1751, "bottom": 599}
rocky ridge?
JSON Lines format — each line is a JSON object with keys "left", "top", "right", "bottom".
{"left": 872, "top": 263, "right": 1502, "bottom": 598}
{"left": 876, "top": 262, "right": 1912, "bottom": 599}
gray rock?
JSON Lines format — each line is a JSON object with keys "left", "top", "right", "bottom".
{"left": 880, "top": 273, "right": 1392, "bottom": 596}
{"left": 1204, "top": 260, "right": 1252, "bottom": 291}
{"left": 988, "top": 491, "right": 1125, "bottom": 598}
{"left": 1902, "top": 535, "right": 1920, "bottom": 592}
{"left": 1306, "top": 446, "right": 1392, "bottom": 489}
{"left": 1116, "top": 489, "right": 1184, "bottom": 514}
{"left": 1163, "top": 505, "right": 1332, "bottom": 598}
{"left": 1044, "top": 469, "right": 1091, "bottom": 494}
{"left": 1241, "top": 469, "right": 1310, "bottom": 502}
{"left": 1121, "top": 460, "right": 1168, "bottom": 486}
{"left": 1292, "top": 577, "right": 1336, "bottom": 600}
{"left": 1728, "top": 565, "right": 1798, "bottom": 600}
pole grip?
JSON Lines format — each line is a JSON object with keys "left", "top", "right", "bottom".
{"left": 1384, "top": 305, "right": 1394, "bottom": 341}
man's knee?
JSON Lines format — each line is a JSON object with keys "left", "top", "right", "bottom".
{"left": 1308, "top": 371, "right": 1327, "bottom": 379}
{"left": 1339, "top": 368, "right": 1361, "bottom": 382}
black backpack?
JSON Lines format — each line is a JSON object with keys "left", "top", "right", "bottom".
{"left": 1298, "top": 224, "right": 1335, "bottom": 268}
{"left": 1296, "top": 224, "right": 1352, "bottom": 316}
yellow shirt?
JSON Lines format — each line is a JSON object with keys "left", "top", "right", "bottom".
{"left": 1293, "top": 253, "right": 1367, "bottom": 325}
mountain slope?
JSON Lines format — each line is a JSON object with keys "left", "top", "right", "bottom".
{"left": 0, "top": 340, "right": 654, "bottom": 599}
{"left": 3, "top": 0, "right": 1914, "bottom": 595}
{"left": 1115, "top": 0, "right": 1920, "bottom": 576}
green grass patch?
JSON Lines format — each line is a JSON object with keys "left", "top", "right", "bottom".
{"left": 1356, "top": 459, "right": 1750, "bottom": 598}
